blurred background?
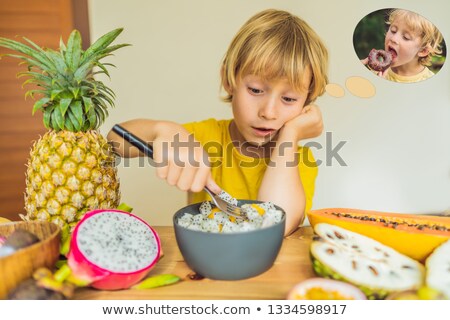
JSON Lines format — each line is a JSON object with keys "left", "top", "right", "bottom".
{"left": 1, "top": 0, "right": 449, "bottom": 225}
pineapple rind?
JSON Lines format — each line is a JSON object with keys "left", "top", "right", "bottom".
{"left": 25, "top": 130, "right": 120, "bottom": 229}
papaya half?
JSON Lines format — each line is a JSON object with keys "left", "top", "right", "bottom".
{"left": 307, "top": 208, "right": 450, "bottom": 262}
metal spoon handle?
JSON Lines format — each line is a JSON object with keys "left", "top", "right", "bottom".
{"left": 112, "top": 124, "right": 154, "bottom": 158}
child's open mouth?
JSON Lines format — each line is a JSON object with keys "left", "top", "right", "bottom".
{"left": 252, "top": 127, "right": 276, "bottom": 137}
{"left": 388, "top": 46, "right": 398, "bottom": 60}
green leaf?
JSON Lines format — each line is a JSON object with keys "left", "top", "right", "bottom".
{"left": 45, "top": 50, "right": 69, "bottom": 78}
{"left": 59, "top": 36, "right": 67, "bottom": 54}
{"left": 67, "top": 109, "right": 82, "bottom": 131}
{"left": 17, "top": 71, "right": 53, "bottom": 84}
{"left": 25, "top": 89, "right": 47, "bottom": 100}
{"left": 65, "top": 30, "right": 82, "bottom": 70}
{"left": 71, "top": 100, "right": 83, "bottom": 127}
{"left": 52, "top": 106, "right": 65, "bottom": 130}
{"left": 50, "top": 89, "right": 63, "bottom": 101}
{"left": 87, "top": 105, "right": 97, "bottom": 128}
{"left": 73, "top": 61, "right": 93, "bottom": 81}
{"left": 81, "top": 28, "right": 124, "bottom": 64}
{"left": 82, "top": 96, "right": 93, "bottom": 113}
{"left": 70, "top": 86, "right": 80, "bottom": 99}
{"left": 64, "top": 117, "right": 75, "bottom": 131}
{"left": 59, "top": 98, "right": 72, "bottom": 116}
{"left": 22, "top": 78, "right": 51, "bottom": 89}
{"left": 93, "top": 62, "right": 110, "bottom": 78}
{"left": 0, "top": 53, "right": 48, "bottom": 71}
{"left": 32, "top": 97, "right": 50, "bottom": 115}
{"left": 43, "top": 106, "right": 52, "bottom": 129}
{"left": 0, "top": 37, "right": 54, "bottom": 69}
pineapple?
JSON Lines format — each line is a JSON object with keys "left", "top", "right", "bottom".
{"left": 0, "top": 28, "right": 129, "bottom": 232}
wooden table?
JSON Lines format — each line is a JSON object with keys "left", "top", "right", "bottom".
{"left": 73, "top": 226, "right": 316, "bottom": 300}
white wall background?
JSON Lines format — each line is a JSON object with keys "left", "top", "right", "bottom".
{"left": 89, "top": 0, "right": 450, "bottom": 225}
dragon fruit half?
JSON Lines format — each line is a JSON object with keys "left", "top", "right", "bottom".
{"left": 67, "top": 209, "right": 161, "bottom": 290}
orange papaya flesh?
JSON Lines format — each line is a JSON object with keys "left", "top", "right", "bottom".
{"left": 307, "top": 208, "right": 450, "bottom": 262}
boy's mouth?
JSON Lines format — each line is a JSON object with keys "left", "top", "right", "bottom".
{"left": 388, "top": 46, "right": 398, "bottom": 60}
{"left": 252, "top": 126, "right": 276, "bottom": 137}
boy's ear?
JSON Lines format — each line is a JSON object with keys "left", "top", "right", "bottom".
{"left": 220, "top": 65, "right": 233, "bottom": 95}
{"left": 418, "top": 45, "right": 430, "bottom": 57}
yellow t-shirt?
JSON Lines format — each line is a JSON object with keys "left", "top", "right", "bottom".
{"left": 385, "top": 67, "right": 435, "bottom": 83}
{"left": 182, "top": 118, "right": 318, "bottom": 214}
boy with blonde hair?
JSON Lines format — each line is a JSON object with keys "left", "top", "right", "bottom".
{"left": 372, "top": 9, "right": 444, "bottom": 82}
{"left": 108, "top": 9, "right": 328, "bottom": 235}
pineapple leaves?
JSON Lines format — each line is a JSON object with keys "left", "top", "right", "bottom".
{"left": 65, "top": 30, "right": 82, "bottom": 71}
{"left": 0, "top": 37, "right": 54, "bottom": 70}
{"left": 51, "top": 89, "right": 63, "bottom": 101}
{"left": 71, "top": 100, "right": 84, "bottom": 128}
{"left": 43, "top": 105, "right": 55, "bottom": 129}
{"left": 64, "top": 116, "right": 75, "bottom": 131}
{"left": 33, "top": 97, "right": 50, "bottom": 115}
{"left": 52, "top": 106, "right": 65, "bottom": 130}
{"left": 81, "top": 28, "right": 124, "bottom": 64}
{"left": 87, "top": 105, "right": 97, "bottom": 128}
{"left": 59, "top": 98, "right": 72, "bottom": 117}
{"left": 0, "top": 27, "right": 129, "bottom": 132}
{"left": 82, "top": 97, "right": 94, "bottom": 113}
{"left": 67, "top": 109, "right": 82, "bottom": 131}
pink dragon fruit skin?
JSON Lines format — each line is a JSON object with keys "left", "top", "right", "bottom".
{"left": 67, "top": 209, "right": 161, "bottom": 290}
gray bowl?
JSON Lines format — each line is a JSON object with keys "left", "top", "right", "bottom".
{"left": 173, "top": 200, "right": 286, "bottom": 280}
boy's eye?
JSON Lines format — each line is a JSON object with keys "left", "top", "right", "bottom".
{"left": 248, "top": 87, "right": 263, "bottom": 94}
{"left": 403, "top": 34, "right": 412, "bottom": 41}
{"left": 282, "top": 96, "right": 297, "bottom": 103}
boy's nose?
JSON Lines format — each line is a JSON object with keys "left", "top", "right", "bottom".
{"left": 259, "top": 99, "right": 277, "bottom": 120}
{"left": 389, "top": 33, "right": 399, "bottom": 44}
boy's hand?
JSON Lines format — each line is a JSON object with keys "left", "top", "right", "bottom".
{"left": 152, "top": 128, "right": 220, "bottom": 193}
{"left": 281, "top": 104, "right": 323, "bottom": 142}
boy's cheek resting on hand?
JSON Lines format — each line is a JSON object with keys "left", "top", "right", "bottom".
{"left": 281, "top": 104, "right": 323, "bottom": 142}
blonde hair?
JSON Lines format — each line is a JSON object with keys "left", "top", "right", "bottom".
{"left": 388, "top": 9, "right": 443, "bottom": 66}
{"left": 221, "top": 9, "right": 328, "bottom": 105}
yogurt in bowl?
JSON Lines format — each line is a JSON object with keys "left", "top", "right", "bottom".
{"left": 173, "top": 200, "right": 286, "bottom": 280}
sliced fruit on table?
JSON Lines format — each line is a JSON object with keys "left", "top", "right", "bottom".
{"left": 0, "top": 28, "right": 129, "bottom": 234}
{"left": 425, "top": 239, "right": 450, "bottom": 299}
{"left": 310, "top": 223, "right": 425, "bottom": 299}
{"left": 287, "top": 278, "right": 366, "bottom": 300}
{"left": 63, "top": 209, "right": 161, "bottom": 290}
{"left": 307, "top": 208, "right": 450, "bottom": 261}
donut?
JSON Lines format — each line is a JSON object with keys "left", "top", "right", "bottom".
{"left": 367, "top": 49, "right": 392, "bottom": 72}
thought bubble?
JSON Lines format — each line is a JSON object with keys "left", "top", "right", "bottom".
{"left": 325, "top": 83, "right": 345, "bottom": 98}
{"left": 345, "top": 76, "right": 376, "bottom": 98}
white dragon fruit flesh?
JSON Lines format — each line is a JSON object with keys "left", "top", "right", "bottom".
{"left": 67, "top": 209, "right": 161, "bottom": 290}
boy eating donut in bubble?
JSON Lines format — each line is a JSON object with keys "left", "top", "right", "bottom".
{"left": 364, "top": 9, "right": 444, "bottom": 82}
{"left": 108, "top": 9, "right": 328, "bottom": 235}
